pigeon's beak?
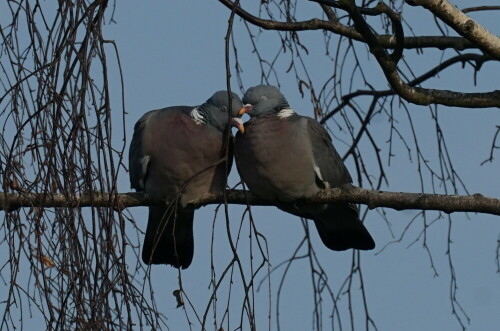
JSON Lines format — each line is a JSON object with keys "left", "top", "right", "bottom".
{"left": 238, "top": 104, "right": 253, "bottom": 116}
{"left": 232, "top": 117, "right": 245, "bottom": 134}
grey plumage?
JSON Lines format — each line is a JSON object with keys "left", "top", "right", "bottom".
{"left": 129, "top": 91, "right": 243, "bottom": 268}
{"left": 235, "top": 85, "right": 375, "bottom": 251}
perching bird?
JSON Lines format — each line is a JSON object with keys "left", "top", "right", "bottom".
{"left": 129, "top": 91, "right": 243, "bottom": 268}
{"left": 233, "top": 85, "right": 375, "bottom": 251}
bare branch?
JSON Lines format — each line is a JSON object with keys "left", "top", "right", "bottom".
{"left": 320, "top": 53, "right": 496, "bottom": 124}
{"left": 462, "top": 6, "right": 500, "bottom": 13}
{"left": 217, "top": 0, "right": 478, "bottom": 51}
{"left": 407, "top": 0, "right": 500, "bottom": 58}
{"left": 382, "top": 67, "right": 500, "bottom": 108}
{"left": 224, "top": 0, "right": 500, "bottom": 107}
{"left": 339, "top": 0, "right": 500, "bottom": 108}
{"left": 1, "top": 187, "right": 499, "bottom": 215}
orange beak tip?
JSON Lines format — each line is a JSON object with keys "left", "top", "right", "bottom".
{"left": 232, "top": 117, "right": 245, "bottom": 134}
{"left": 238, "top": 104, "right": 253, "bottom": 116}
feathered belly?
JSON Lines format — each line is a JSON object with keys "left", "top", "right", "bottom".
{"left": 236, "top": 117, "right": 318, "bottom": 202}
{"left": 145, "top": 125, "right": 228, "bottom": 205}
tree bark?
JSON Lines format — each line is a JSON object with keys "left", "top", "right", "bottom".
{"left": 1, "top": 187, "right": 499, "bottom": 216}
{"left": 408, "top": 0, "right": 500, "bottom": 58}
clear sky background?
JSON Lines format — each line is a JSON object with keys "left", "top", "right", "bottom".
{"left": 1, "top": 1, "right": 499, "bottom": 330}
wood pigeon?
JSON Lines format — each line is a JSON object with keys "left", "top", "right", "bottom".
{"left": 233, "top": 85, "right": 375, "bottom": 251}
{"left": 129, "top": 91, "right": 243, "bottom": 268}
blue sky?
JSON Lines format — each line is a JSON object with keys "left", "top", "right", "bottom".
{"left": 1, "top": 1, "right": 499, "bottom": 330}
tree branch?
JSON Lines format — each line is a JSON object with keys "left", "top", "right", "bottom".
{"left": 1, "top": 187, "right": 499, "bottom": 216}
{"left": 462, "top": 6, "right": 500, "bottom": 14}
{"left": 217, "top": 0, "right": 477, "bottom": 51}
{"left": 220, "top": 0, "right": 500, "bottom": 107}
{"left": 319, "top": 53, "right": 497, "bottom": 123}
{"left": 407, "top": 0, "right": 500, "bottom": 58}
{"left": 339, "top": 0, "right": 500, "bottom": 108}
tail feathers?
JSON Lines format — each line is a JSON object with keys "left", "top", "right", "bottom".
{"left": 313, "top": 204, "right": 375, "bottom": 251}
{"left": 142, "top": 205, "right": 194, "bottom": 269}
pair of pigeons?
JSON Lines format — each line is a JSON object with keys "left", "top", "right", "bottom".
{"left": 129, "top": 85, "right": 375, "bottom": 269}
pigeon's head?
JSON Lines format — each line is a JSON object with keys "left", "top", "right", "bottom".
{"left": 239, "top": 85, "right": 290, "bottom": 117}
{"left": 200, "top": 91, "right": 243, "bottom": 131}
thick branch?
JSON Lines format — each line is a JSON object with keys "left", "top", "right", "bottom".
{"left": 1, "top": 187, "right": 499, "bottom": 216}
{"left": 220, "top": 0, "right": 500, "bottom": 107}
{"left": 382, "top": 64, "right": 500, "bottom": 107}
{"left": 218, "top": 0, "right": 477, "bottom": 51}
{"left": 340, "top": 0, "right": 500, "bottom": 108}
{"left": 320, "top": 54, "right": 497, "bottom": 123}
{"left": 408, "top": 0, "right": 500, "bottom": 58}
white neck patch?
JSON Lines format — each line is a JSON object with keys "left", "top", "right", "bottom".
{"left": 277, "top": 108, "right": 294, "bottom": 119}
{"left": 190, "top": 107, "right": 204, "bottom": 125}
